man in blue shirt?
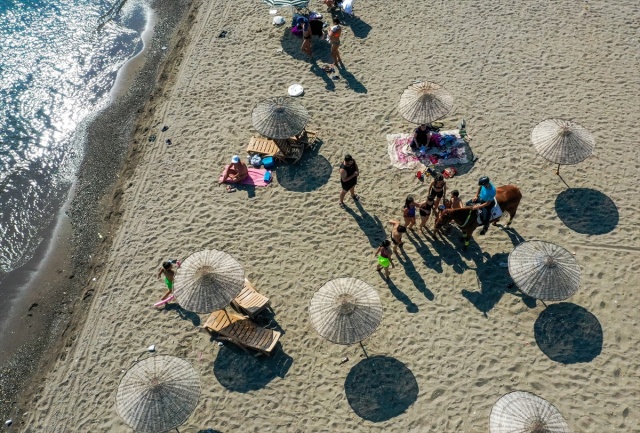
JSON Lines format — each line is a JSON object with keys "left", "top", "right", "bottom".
{"left": 470, "top": 176, "right": 496, "bottom": 235}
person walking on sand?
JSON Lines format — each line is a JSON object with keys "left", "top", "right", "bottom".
{"left": 418, "top": 195, "right": 435, "bottom": 232}
{"left": 157, "top": 260, "right": 176, "bottom": 301}
{"left": 339, "top": 154, "right": 359, "bottom": 207}
{"left": 327, "top": 17, "right": 343, "bottom": 68}
{"left": 389, "top": 220, "right": 407, "bottom": 254}
{"left": 428, "top": 172, "right": 447, "bottom": 209}
{"left": 403, "top": 196, "right": 417, "bottom": 230}
{"left": 375, "top": 240, "right": 395, "bottom": 279}
{"left": 299, "top": 17, "right": 312, "bottom": 59}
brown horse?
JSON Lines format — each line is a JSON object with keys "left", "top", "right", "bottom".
{"left": 434, "top": 185, "right": 522, "bottom": 247}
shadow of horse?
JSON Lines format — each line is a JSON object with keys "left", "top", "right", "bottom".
{"left": 343, "top": 200, "right": 386, "bottom": 248}
{"left": 534, "top": 302, "right": 603, "bottom": 364}
{"left": 555, "top": 188, "right": 618, "bottom": 235}
{"left": 276, "top": 141, "right": 332, "bottom": 192}
{"left": 163, "top": 303, "right": 201, "bottom": 326}
{"left": 213, "top": 343, "right": 293, "bottom": 392}
{"left": 344, "top": 356, "right": 419, "bottom": 422}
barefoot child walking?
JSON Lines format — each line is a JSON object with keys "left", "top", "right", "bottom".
{"left": 389, "top": 220, "right": 407, "bottom": 254}
{"left": 375, "top": 240, "right": 395, "bottom": 279}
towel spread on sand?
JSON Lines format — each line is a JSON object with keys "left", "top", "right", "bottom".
{"left": 219, "top": 167, "right": 271, "bottom": 187}
{"left": 387, "top": 129, "right": 469, "bottom": 170}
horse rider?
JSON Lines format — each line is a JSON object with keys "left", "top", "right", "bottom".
{"left": 468, "top": 176, "right": 496, "bottom": 235}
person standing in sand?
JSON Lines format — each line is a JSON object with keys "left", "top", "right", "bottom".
{"left": 339, "top": 154, "right": 359, "bottom": 207}
{"left": 375, "top": 240, "right": 395, "bottom": 279}
{"left": 428, "top": 173, "right": 447, "bottom": 210}
{"left": 403, "top": 196, "right": 417, "bottom": 230}
{"left": 388, "top": 220, "right": 407, "bottom": 254}
{"left": 327, "top": 18, "right": 343, "bottom": 68}
{"left": 299, "top": 17, "right": 313, "bottom": 59}
{"left": 157, "top": 261, "right": 176, "bottom": 301}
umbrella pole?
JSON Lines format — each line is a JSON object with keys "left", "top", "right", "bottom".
{"left": 541, "top": 300, "right": 548, "bottom": 308}
{"left": 556, "top": 164, "right": 560, "bottom": 176}
{"left": 359, "top": 341, "right": 369, "bottom": 359}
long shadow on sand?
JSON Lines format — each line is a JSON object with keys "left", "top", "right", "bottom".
{"left": 381, "top": 277, "right": 419, "bottom": 313}
{"left": 276, "top": 141, "right": 332, "bottom": 192}
{"left": 534, "top": 302, "right": 603, "bottom": 364}
{"left": 395, "top": 239, "right": 434, "bottom": 301}
{"left": 343, "top": 200, "right": 386, "bottom": 248}
{"left": 337, "top": 66, "right": 367, "bottom": 94}
{"left": 340, "top": 13, "right": 372, "bottom": 39}
{"left": 163, "top": 303, "right": 201, "bottom": 326}
{"left": 555, "top": 188, "right": 618, "bottom": 235}
{"left": 213, "top": 343, "right": 293, "bottom": 392}
{"left": 345, "top": 356, "right": 419, "bottom": 422}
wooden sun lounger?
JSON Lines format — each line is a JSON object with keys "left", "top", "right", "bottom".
{"left": 231, "top": 279, "right": 271, "bottom": 319}
{"left": 247, "top": 136, "right": 285, "bottom": 161}
{"left": 203, "top": 310, "right": 281, "bottom": 356}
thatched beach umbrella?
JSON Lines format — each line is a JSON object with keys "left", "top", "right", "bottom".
{"left": 531, "top": 118, "right": 595, "bottom": 175}
{"left": 490, "top": 391, "right": 570, "bottom": 433}
{"left": 173, "top": 249, "right": 244, "bottom": 313}
{"left": 116, "top": 355, "right": 200, "bottom": 433}
{"left": 508, "top": 241, "right": 581, "bottom": 302}
{"left": 251, "top": 96, "right": 309, "bottom": 139}
{"left": 262, "top": 0, "right": 309, "bottom": 6}
{"left": 309, "top": 278, "right": 383, "bottom": 348}
{"left": 398, "top": 81, "right": 453, "bottom": 124}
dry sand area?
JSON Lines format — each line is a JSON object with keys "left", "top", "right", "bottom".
{"left": 21, "top": 0, "right": 640, "bottom": 432}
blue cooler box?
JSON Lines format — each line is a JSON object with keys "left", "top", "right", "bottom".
{"left": 262, "top": 156, "right": 275, "bottom": 169}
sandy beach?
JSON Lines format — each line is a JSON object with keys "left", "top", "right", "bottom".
{"left": 10, "top": 0, "right": 640, "bottom": 431}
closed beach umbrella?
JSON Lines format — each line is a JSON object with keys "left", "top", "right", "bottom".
{"left": 309, "top": 277, "right": 383, "bottom": 345}
{"left": 262, "top": 0, "right": 309, "bottom": 6}
{"left": 531, "top": 118, "right": 595, "bottom": 175}
{"left": 252, "top": 96, "right": 309, "bottom": 139}
{"left": 173, "top": 249, "right": 244, "bottom": 313}
{"left": 490, "top": 391, "right": 570, "bottom": 433}
{"left": 116, "top": 355, "right": 200, "bottom": 433}
{"left": 508, "top": 241, "right": 581, "bottom": 301}
{"left": 398, "top": 81, "right": 453, "bottom": 124}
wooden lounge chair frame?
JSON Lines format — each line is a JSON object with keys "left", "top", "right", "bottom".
{"left": 246, "top": 128, "right": 320, "bottom": 164}
{"left": 231, "top": 278, "right": 271, "bottom": 319}
{"left": 203, "top": 309, "right": 281, "bottom": 356}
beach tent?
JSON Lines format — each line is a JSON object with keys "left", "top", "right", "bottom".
{"left": 508, "top": 241, "right": 581, "bottom": 302}
{"left": 531, "top": 118, "right": 595, "bottom": 175}
{"left": 309, "top": 278, "right": 382, "bottom": 354}
{"left": 252, "top": 96, "right": 309, "bottom": 140}
{"left": 398, "top": 81, "right": 453, "bottom": 125}
{"left": 116, "top": 356, "right": 200, "bottom": 433}
{"left": 173, "top": 249, "right": 244, "bottom": 313}
{"left": 490, "top": 391, "right": 570, "bottom": 433}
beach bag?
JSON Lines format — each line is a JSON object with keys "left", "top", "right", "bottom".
{"left": 250, "top": 154, "right": 262, "bottom": 168}
{"left": 443, "top": 167, "right": 457, "bottom": 179}
{"left": 264, "top": 171, "right": 272, "bottom": 183}
{"left": 291, "top": 25, "right": 303, "bottom": 36}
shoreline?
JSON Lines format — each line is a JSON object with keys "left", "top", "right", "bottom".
{"left": 0, "top": 0, "right": 195, "bottom": 422}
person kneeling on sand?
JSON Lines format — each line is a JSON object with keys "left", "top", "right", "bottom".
{"left": 389, "top": 220, "right": 407, "bottom": 254}
{"left": 375, "top": 240, "right": 395, "bottom": 279}
{"left": 220, "top": 155, "right": 248, "bottom": 191}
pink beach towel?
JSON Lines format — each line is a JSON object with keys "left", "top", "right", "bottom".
{"left": 218, "top": 167, "right": 271, "bottom": 187}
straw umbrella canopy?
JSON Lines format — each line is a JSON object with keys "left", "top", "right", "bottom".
{"left": 173, "top": 249, "right": 244, "bottom": 313}
{"left": 508, "top": 241, "right": 581, "bottom": 301}
{"left": 251, "top": 96, "right": 309, "bottom": 139}
{"left": 309, "top": 277, "right": 383, "bottom": 345}
{"left": 531, "top": 118, "right": 595, "bottom": 174}
{"left": 398, "top": 81, "right": 454, "bottom": 124}
{"left": 116, "top": 355, "right": 200, "bottom": 433}
{"left": 490, "top": 391, "right": 570, "bottom": 433}
{"left": 262, "top": 0, "right": 309, "bottom": 6}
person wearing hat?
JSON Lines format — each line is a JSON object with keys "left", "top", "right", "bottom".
{"left": 220, "top": 155, "right": 248, "bottom": 191}
{"left": 469, "top": 176, "right": 497, "bottom": 235}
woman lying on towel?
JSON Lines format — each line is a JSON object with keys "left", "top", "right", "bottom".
{"left": 220, "top": 155, "right": 248, "bottom": 191}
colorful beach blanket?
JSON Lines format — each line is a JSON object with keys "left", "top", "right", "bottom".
{"left": 218, "top": 167, "right": 271, "bottom": 187}
{"left": 386, "top": 129, "right": 469, "bottom": 170}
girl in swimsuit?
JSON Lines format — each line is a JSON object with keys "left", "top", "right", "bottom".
{"left": 328, "top": 18, "right": 343, "bottom": 68}
{"left": 299, "top": 17, "right": 312, "bottom": 59}
{"left": 418, "top": 195, "right": 435, "bottom": 232}
{"left": 403, "top": 196, "right": 417, "bottom": 230}
{"left": 375, "top": 240, "right": 395, "bottom": 279}
{"left": 389, "top": 220, "right": 407, "bottom": 254}
{"left": 429, "top": 173, "right": 447, "bottom": 209}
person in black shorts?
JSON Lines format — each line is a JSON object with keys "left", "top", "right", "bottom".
{"left": 418, "top": 195, "right": 435, "bottom": 232}
{"left": 339, "top": 154, "right": 359, "bottom": 207}
{"left": 428, "top": 173, "right": 447, "bottom": 209}
{"left": 411, "top": 124, "right": 431, "bottom": 150}
{"left": 389, "top": 220, "right": 407, "bottom": 254}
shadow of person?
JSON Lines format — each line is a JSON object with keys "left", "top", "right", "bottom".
{"left": 396, "top": 239, "right": 435, "bottom": 301}
{"left": 213, "top": 343, "right": 293, "bottom": 392}
{"left": 555, "top": 188, "right": 619, "bottom": 235}
{"left": 406, "top": 230, "right": 443, "bottom": 273}
{"left": 344, "top": 356, "right": 419, "bottom": 422}
{"left": 163, "top": 303, "right": 201, "bottom": 326}
{"left": 338, "top": 66, "right": 367, "bottom": 93}
{"left": 309, "top": 59, "right": 336, "bottom": 91}
{"left": 276, "top": 144, "right": 332, "bottom": 192}
{"left": 428, "top": 228, "right": 469, "bottom": 274}
{"left": 382, "top": 277, "right": 419, "bottom": 313}
{"left": 233, "top": 183, "right": 256, "bottom": 199}
{"left": 461, "top": 252, "right": 510, "bottom": 316}
{"left": 341, "top": 13, "right": 372, "bottom": 39}
{"left": 500, "top": 225, "right": 526, "bottom": 247}
{"left": 343, "top": 201, "right": 386, "bottom": 248}
{"left": 534, "top": 302, "right": 603, "bottom": 364}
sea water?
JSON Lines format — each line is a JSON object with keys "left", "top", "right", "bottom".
{"left": 0, "top": 0, "right": 150, "bottom": 276}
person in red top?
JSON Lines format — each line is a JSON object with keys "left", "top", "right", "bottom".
{"left": 327, "top": 18, "right": 343, "bottom": 68}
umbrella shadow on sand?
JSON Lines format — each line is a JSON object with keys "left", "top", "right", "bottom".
{"left": 345, "top": 356, "right": 419, "bottom": 422}
{"left": 213, "top": 343, "right": 293, "bottom": 392}
{"left": 343, "top": 200, "right": 386, "bottom": 248}
{"left": 276, "top": 140, "right": 332, "bottom": 192}
{"left": 163, "top": 303, "right": 201, "bottom": 327}
{"left": 534, "top": 302, "right": 603, "bottom": 364}
{"left": 555, "top": 188, "right": 618, "bottom": 235}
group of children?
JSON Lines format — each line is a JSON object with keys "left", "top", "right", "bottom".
{"left": 374, "top": 173, "right": 463, "bottom": 279}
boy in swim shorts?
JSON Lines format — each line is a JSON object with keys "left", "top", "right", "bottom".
{"left": 375, "top": 240, "right": 395, "bottom": 279}
{"left": 157, "top": 260, "right": 176, "bottom": 301}
{"left": 388, "top": 220, "right": 407, "bottom": 254}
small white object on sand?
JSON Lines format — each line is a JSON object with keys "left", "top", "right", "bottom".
{"left": 269, "top": 9, "right": 277, "bottom": 15}
{"left": 5, "top": 419, "right": 12, "bottom": 426}
{"left": 148, "top": 345, "right": 155, "bottom": 352}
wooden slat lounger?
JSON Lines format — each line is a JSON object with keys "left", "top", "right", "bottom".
{"left": 231, "top": 279, "right": 271, "bottom": 319}
{"left": 203, "top": 310, "right": 281, "bottom": 356}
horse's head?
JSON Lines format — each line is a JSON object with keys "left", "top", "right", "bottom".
{"left": 434, "top": 208, "right": 453, "bottom": 229}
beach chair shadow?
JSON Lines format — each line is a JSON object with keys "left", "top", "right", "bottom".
{"left": 163, "top": 303, "right": 201, "bottom": 326}
{"left": 344, "top": 356, "right": 419, "bottom": 422}
{"left": 213, "top": 343, "right": 293, "bottom": 392}
{"left": 276, "top": 140, "right": 332, "bottom": 192}
{"left": 555, "top": 188, "right": 618, "bottom": 235}
{"left": 396, "top": 242, "right": 434, "bottom": 301}
{"left": 382, "top": 278, "right": 419, "bottom": 313}
{"left": 343, "top": 200, "right": 386, "bottom": 248}
{"left": 534, "top": 302, "right": 603, "bottom": 364}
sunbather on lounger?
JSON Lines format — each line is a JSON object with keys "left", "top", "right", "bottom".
{"left": 220, "top": 155, "right": 248, "bottom": 190}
